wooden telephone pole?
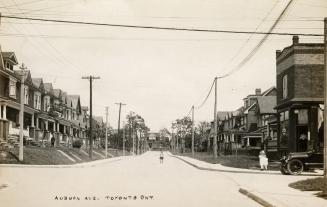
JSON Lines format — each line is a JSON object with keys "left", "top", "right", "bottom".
{"left": 191, "top": 105, "right": 195, "bottom": 156}
{"left": 105, "top": 107, "right": 109, "bottom": 158}
{"left": 82, "top": 75, "right": 100, "bottom": 159}
{"left": 213, "top": 77, "right": 218, "bottom": 159}
{"left": 115, "top": 102, "right": 126, "bottom": 150}
{"left": 324, "top": 17, "right": 327, "bottom": 178}
{"left": 19, "top": 63, "right": 27, "bottom": 161}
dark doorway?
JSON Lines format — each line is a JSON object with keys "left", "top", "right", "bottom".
{"left": 296, "top": 125, "right": 308, "bottom": 152}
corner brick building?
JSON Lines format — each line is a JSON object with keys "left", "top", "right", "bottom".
{"left": 275, "top": 36, "right": 324, "bottom": 156}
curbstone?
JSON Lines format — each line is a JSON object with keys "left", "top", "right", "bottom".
{"left": 239, "top": 188, "right": 275, "bottom": 207}
{"left": 0, "top": 156, "right": 131, "bottom": 168}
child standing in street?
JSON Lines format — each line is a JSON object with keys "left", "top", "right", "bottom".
{"left": 259, "top": 150, "right": 268, "bottom": 170}
{"left": 159, "top": 151, "right": 164, "bottom": 164}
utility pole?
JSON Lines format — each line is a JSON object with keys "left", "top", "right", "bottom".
{"left": 105, "top": 106, "right": 109, "bottom": 158}
{"left": 19, "top": 63, "right": 27, "bottom": 162}
{"left": 191, "top": 105, "right": 195, "bottom": 156}
{"left": 171, "top": 122, "right": 175, "bottom": 153}
{"left": 115, "top": 102, "right": 126, "bottom": 150}
{"left": 82, "top": 75, "right": 100, "bottom": 159}
{"left": 213, "top": 77, "right": 218, "bottom": 159}
{"left": 324, "top": 17, "right": 327, "bottom": 178}
{"left": 123, "top": 121, "right": 125, "bottom": 156}
{"left": 132, "top": 122, "right": 135, "bottom": 155}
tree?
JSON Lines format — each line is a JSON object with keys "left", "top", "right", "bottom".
{"left": 196, "top": 121, "right": 211, "bottom": 152}
{"left": 174, "top": 116, "right": 192, "bottom": 153}
{"left": 158, "top": 128, "right": 171, "bottom": 148}
{"left": 125, "top": 111, "right": 150, "bottom": 154}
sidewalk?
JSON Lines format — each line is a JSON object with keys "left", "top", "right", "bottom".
{"left": 0, "top": 155, "right": 132, "bottom": 168}
{"left": 169, "top": 152, "right": 326, "bottom": 207}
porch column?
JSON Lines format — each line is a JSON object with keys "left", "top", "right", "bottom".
{"left": 63, "top": 125, "right": 66, "bottom": 134}
{"left": 57, "top": 123, "right": 59, "bottom": 132}
{"left": 247, "top": 137, "right": 250, "bottom": 146}
{"left": 45, "top": 120, "right": 48, "bottom": 131}
{"left": 0, "top": 104, "right": 2, "bottom": 119}
{"left": 36, "top": 117, "right": 39, "bottom": 129}
{"left": 0, "top": 121, "right": 3, "bottom": 139}
{"left": 3, "top": 105, "right": 6, "bottom": 120}
{"left": 31, "top": 114, "right": 35, "bottom": 127}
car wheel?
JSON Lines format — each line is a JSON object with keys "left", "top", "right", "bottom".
{"left": 280, "top": 165, "right": 290, "bottom": 175}
{"left": 287, "top": 159, "right": 304, "bottom": 175}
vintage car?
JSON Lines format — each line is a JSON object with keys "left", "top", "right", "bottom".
{"left": 280, "top": 151, "right": 323, "bottom": 175}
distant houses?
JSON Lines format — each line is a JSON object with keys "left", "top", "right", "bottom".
{"left": 212, "top": 87, "right": 278, "bottom": 157}
{"left": 0, "top": 46, "right": 103, "bottom": 149}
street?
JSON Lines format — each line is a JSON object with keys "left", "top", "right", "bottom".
{"left": 0, "top": 151, "right": 261, "bottom": 207}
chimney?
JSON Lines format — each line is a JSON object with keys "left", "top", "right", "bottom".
{"left": 276, "top": 50, "right": 282, "bottom": 58}
{"left": 292, "top": 35, "right": 299, "bottom": 44}
{"left": 255, "top": 88, "right": 261, "bottom": 96}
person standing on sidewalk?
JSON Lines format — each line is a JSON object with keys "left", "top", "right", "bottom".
{"left": 259, "top": 150, "right": 268, "bottom": 170}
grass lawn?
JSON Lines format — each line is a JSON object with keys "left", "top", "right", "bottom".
{"left": 173, "top": 151, "right": 280, "bottom": 171}
{"left": 5, "top": 146, "right": 74, "bottom": 165}
{"left": 289, "top": 177, "right": 327, "bottom": 199}
{"left": 0, "top": 146, "right": 133, "bottom": 165}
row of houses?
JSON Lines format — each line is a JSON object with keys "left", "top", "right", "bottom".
{"left": 208, "top": 36, "right": 324, "bottom": 159}
{"left": 0, "top": 45, "right": 104, "bottom": 149}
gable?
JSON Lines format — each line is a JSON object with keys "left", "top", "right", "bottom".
{"left": 43, "top": 83, "right": 53, "bottom": 95}
{"left": 2, "top": 52, "right": 18, "bottom": 65}
{"left": 262, "top": 87, "right": 277, "bottom": 96}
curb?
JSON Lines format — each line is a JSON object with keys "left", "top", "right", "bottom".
{"left": 239, "top": 188, "right": 275, "bottom": 207}
{"left": 168, "top": 153, "right": 279, "bottom": 175}
{"left": 0, "top": 156, "right": 132, "bottom": 168}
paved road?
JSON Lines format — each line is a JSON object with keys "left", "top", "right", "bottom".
{"left": 0, "top": 151, "right": 260, "bottom": 207}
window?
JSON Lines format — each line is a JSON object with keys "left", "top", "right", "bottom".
{"left": 9, "top": 79, "right": 16, "bottom": 98}
{"left": 44, "top": 96, "right": 50, "bottom": 112}
{"left": 24, "top": 86, "right": 29, "bottom": 104}
{"left": 34, "top": 92, "right": 41, "bottom": 110}
{"left": 282, "top": 75, "right": 288, "bottom": 99}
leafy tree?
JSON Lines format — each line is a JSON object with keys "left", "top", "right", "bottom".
{"left": 174, "top": 116, "right": 192, "bottom": 152}
{"left": 125, "top": 111, "right": 150, "bottom": 153}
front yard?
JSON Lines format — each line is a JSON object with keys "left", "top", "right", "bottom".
{"left": 0, "top": 146, "right": 131, "bottom": 165}
{"left": 173, "top": 151, "right": 280, "bottom": 171}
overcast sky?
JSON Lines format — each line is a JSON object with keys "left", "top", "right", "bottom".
{"left": 0, "top": 0, "right": 326, "bottom": 131}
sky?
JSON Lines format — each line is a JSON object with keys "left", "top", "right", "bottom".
{"left": 0, "top": 0, "right": 326, "bottom": 132}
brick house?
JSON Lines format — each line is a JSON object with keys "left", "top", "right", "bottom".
{"left": 275, "top": 36, "right": 324, "bottom": 156}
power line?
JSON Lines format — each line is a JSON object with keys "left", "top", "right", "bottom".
{"left": 219, "top": 0, "right": 279, "bottom": 75}
{"left": 0, "top": 1, "right": 83, "bottom": 75}
{"left": 0, "top": 14, "right": 323, "bottom": 36}
{"left": 194, "top": 78, "right": 215, "bottom": 110}
{"left": 185, "top": 107, "right": 193, "bottom": 118}
{"left": 218, "top": 0, "right": 295, "bottom": 79}
{"left": 8, "top": 0, "right": 83, "bottom": 74}
{"left": 0, "top": 32, "right": 324, "bottom": 41}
